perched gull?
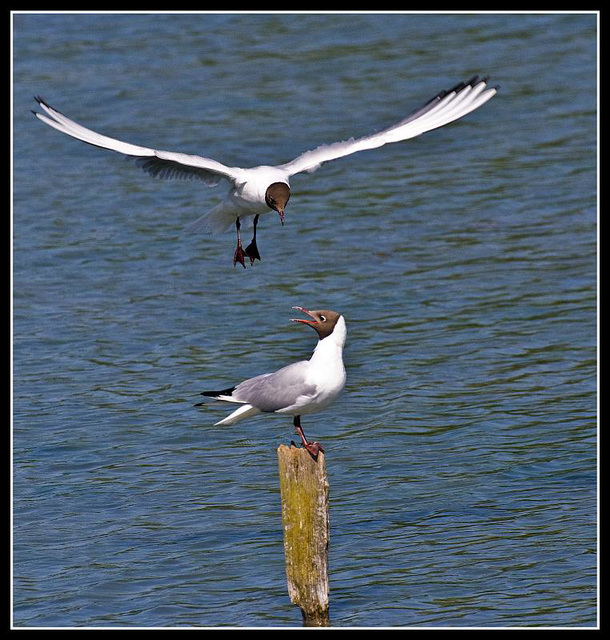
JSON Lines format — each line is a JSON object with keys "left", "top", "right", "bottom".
{"left": 32, "top": 75, "right": 498, "bottom": 267}
{"left": 196, "top": 307, "right": 346, "bottom": 460}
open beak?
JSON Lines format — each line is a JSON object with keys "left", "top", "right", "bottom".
{"left": 290, "top": 306, "right": 318, "bottom": 326}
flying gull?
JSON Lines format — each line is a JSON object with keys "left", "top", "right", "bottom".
{"left": 32, "top": 75, "right": 498, "bottom": 267}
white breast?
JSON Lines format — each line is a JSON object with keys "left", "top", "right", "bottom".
{"left": 237, "top": 166, "right": 290, "bottom": 204}
{"left": 302, "top": 316, "right": 347, "bottom": 413}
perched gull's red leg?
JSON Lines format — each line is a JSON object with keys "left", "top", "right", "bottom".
{"left": 233, "top": 217, "right": 246, "bottom": 268}
{"left": 293, "top": 415, "right": 324, "bottom": 461}
{"left": 245, "top": 214, "right": 261, "bottom": 265}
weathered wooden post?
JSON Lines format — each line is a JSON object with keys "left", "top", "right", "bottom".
{"left": 277, "top": 444, "right": 331, "bottom": 627}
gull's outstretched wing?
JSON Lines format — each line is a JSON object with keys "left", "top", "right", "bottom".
{"left": 32, "top": 96, "right": 242, "bottom": 187}
{"left": 279, "top": 75, "right": 498, "bottom": 177}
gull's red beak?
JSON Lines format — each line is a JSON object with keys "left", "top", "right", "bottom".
{"left": 278, "top": 209, "right": 285, "bottom": 226}
{"left": 290, "top": 306, "right": 318, "bottom": 326}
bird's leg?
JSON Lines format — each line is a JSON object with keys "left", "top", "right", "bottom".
{"left": 293, "top": 415, "right": 324, "bottom": 461}
{"left": 233, "top": 217, "right": 246, "bottom": 268}
{"left": 244, "top": 214, "right": 261, "bottom": 265}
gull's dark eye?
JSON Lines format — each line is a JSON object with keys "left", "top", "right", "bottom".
{"left": 320, "top": 315, "right": 327, "bottom": 322}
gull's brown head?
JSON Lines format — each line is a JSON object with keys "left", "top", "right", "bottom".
{"left": 290, "top": 307, "right": 342, "bottom": 340}
{"left": 265, "top": 182, "right": 291, "bottom": 225}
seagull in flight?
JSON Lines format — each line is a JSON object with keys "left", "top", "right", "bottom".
{"left": 32, "top": 75, "right": 498, "bottom": 267}
{"left": 196, "top": 307, "right": 346, "bottom": 460}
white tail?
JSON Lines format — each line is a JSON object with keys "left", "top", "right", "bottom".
{"left": 214, "top": 404, "right": 261, "bottom": 426}
{"left": 186, "top": 202, "right": 234, "bottom": 234}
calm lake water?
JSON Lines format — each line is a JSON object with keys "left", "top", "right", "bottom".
{"left": 12, "top": 12, "right": 597, "bottom": 628}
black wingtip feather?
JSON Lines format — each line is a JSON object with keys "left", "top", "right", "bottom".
{"left": 447, "top": 80, "right": 467, "bottom": 95}
{"left": 199, "top": 386, "right": 236, "bottom": 398}
{"left": 439, "top": 74, "right": 482, "bottom": 101}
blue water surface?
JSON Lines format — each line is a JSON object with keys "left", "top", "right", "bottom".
{"left": 13, "top": 12, "right": 597, "bottom": 627}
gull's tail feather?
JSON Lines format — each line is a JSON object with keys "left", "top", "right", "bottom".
{"left": 214, "top": 404, "right": 261, "bottom": 426}
{"left": 186, "top": 201, "right": 237, "bottom": 235}
{"left": 195, "top": 385, "right": 261, "bottom": 423}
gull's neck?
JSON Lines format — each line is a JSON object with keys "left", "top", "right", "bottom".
{"left": 310, "top": 315, "right": 347, "bottom": 362}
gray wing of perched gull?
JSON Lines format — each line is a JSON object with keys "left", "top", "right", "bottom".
{"left": 230, "top": 361, "right": 316, "bottom": 413}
